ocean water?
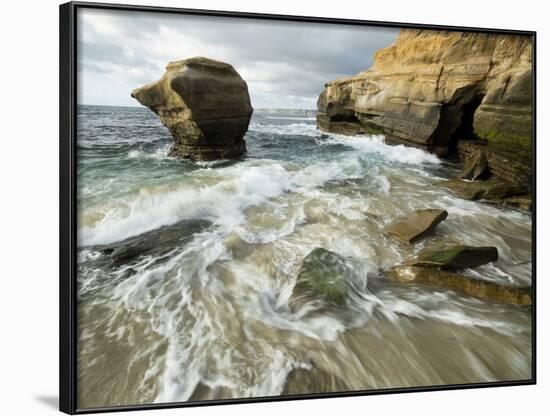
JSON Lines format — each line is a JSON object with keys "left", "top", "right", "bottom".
{"left": 76, "top": 105, "right": 532, "bottom": 408}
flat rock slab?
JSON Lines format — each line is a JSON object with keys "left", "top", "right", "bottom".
{"left": 291, "top": 248, "right": 350, "bottom": 306}
{"left": 501, "top": 194, "right": 533, "bottom": 211}
{"left": 95, "top": 219, "right": 211, "bottom": 263}
{"left": 383, "top": 209, "right": 448, "bottom": 244}
{"left": 387, "top": 265, "right": 531, "bottom": 305}
{"left": 438, "top": 178, "right": 524, "bottom": 201}
{"left": 406, "top": 245, "right": 498, "bottom": 269}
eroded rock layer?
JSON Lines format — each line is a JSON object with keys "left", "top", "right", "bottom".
{"left": 317, "top": 30, "right": 533, "bottom": 189}
{"left": 132, "top": 57, "right": 253, "bottom": 161}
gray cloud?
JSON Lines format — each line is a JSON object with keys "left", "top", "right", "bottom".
{"left": 77, "top": 8, "right": 398, "bottom": 108}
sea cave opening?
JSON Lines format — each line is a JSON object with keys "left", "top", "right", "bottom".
{"left": 452, "top": 93, "right": 485, "bottom": 143}
{"left": 432, "top": 92, "right": 485, "bottom": 157}
{"left": 329, "top": 112, "right": 359, "bottom": 123}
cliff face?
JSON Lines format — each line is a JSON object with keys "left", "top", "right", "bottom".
{"left": 317, "top": 30, "right": 533, "bottom": 188}
{"left": 132, "top": 57, "right": 253, "bottom": 161}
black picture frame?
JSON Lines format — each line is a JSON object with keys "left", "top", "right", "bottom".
{"left": 59, "top": 2, "right": 537, "bottom": 414}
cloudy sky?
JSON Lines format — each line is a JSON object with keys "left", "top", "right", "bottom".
{"left": 77, "top": 8, "right": 398, "bottom": 109}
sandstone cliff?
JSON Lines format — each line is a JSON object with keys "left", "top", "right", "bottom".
{"left": 317, "top": 30, "right": 533, "bottom": 190}
{"left": 132, "top": 57, "right": 253, "bottom": 161}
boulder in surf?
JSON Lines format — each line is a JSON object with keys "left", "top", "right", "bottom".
{"left": 132, "top": 57, "right": 253, "bottom": 161}
{"left": 291, "top": 248, "right": 350, "bottom": 306}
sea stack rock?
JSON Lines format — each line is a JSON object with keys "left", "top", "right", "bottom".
{"left": 317, "top": 30, "right": 532, "bottom": 190}
{"left": 132, "top": 57, "right": 253, "bottom": 161}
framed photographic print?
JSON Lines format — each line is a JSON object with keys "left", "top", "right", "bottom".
{"left": 59, "top": 1, "right": 536, "bottom": 414}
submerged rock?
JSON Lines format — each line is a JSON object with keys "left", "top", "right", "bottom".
{"left": 96, "top": 219, "right": 211, "bottom": 263}
{"left": 387, "top": 266, "right": 531, "bottom": 305}
{"left": 406, "top": 246, "right": 498, "bottom": 269}
{"left": 188, "top": 383, "right": 233, "bottom": 401}
{"left": 282, "top": 364, "right": 349, "bottom": 395}
{"left": 383, "top": 209, "right": 448, "bottom": 244}
{"left": 291, "top": 248, "right": 350, "bottom": 306}
{"left": 132, "top": 57, "right": 253, "bottom": 161}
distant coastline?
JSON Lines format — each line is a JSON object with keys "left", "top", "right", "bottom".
{"left": 255, "top": 108, "right": 316, "bottom": 116}
{"left": 79, "top": 103, "right": 317, "bottom": 116}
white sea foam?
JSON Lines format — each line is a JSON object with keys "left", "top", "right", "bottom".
{"left": 77, "top": 112, "right": 532, "bottom": 404}
{"left": 249, "top": 122, "right": 321, "bottom": 137}
{"left": 319, "top": 134, "right": 441, "bottom": 165}
{"left": 79, "top": 153, "right": 371, "bottom": 246}
{"left": 127, "top": 144, "right": 171, "bottom": 160}
{"left": 251, "top": 120, "right": 441, "bottom": 165}
{"left": 81, "top": 123, "right": 438, "bottom": 249}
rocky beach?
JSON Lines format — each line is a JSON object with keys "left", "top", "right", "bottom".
{"left": 76, "top": 29, "right": 533, "bottom": 409}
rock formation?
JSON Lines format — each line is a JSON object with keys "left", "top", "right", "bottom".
{"left": 387, "top": 266, "right": 531, "bottom": 305}
{"left": 460, "top": 148, "right": 488, "bottom": 181}
{"left": 291, "top": 248, "right": 350, "bottom": 306}
{"left": 438, "top": 177, "right": 524, "bottom": 201}
{"left": 405, "top": 246, "right": 498, "bottom": 269}
{"left": 96, "top": 219, "right": 211, "bottom": 263}
{"left": 387, "top": 242, "right": 529, "bottom": 305}
{"left": 317, "top": 30, "right": 533, "bottom": 195}
{"left": 383, "top": 209, "right": 448, "bottom": 244}
{"left": 132, "top": 57, "right": 253, "bottom": 161}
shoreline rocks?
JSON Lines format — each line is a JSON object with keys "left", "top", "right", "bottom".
{"left": 382, "top": 213, "right": 529, "bottom": 304}
{"left": 317, "top": 30, "right": 532, "bottom": 155}
{"left": 387, "top": 266, "right": 531, "bottom": 305}
{"left": 316, "top": 30, "right": 533, "bottom": 202}
{"left": 383, "top": 209, "right": 448, "bottom": 244}
{"left": 381, "top": 212, "right": 530, "bottom": 305}
{"left": 457, "top": 140, "right": 532, "bottom": 190}
{"left": 460, "top": 148, "right": 488, "bottom": 181}
{"left": 405, "top": 246, "right": 498, "bottom": 269}
{"left": 438, "top": 177, "right": 525, "bottom": 203}
{"left": 451, "top": 139, "right": 533, "bottom": 209}
{"left": 132, "top": 57, "right": 253, "bottom": 161}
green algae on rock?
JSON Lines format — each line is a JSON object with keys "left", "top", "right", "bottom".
{"left": 406, "top": 246, "right": 498, "bottom": 270}
{"left": 291, "top": 248, "right": 350, "bottom": 306}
